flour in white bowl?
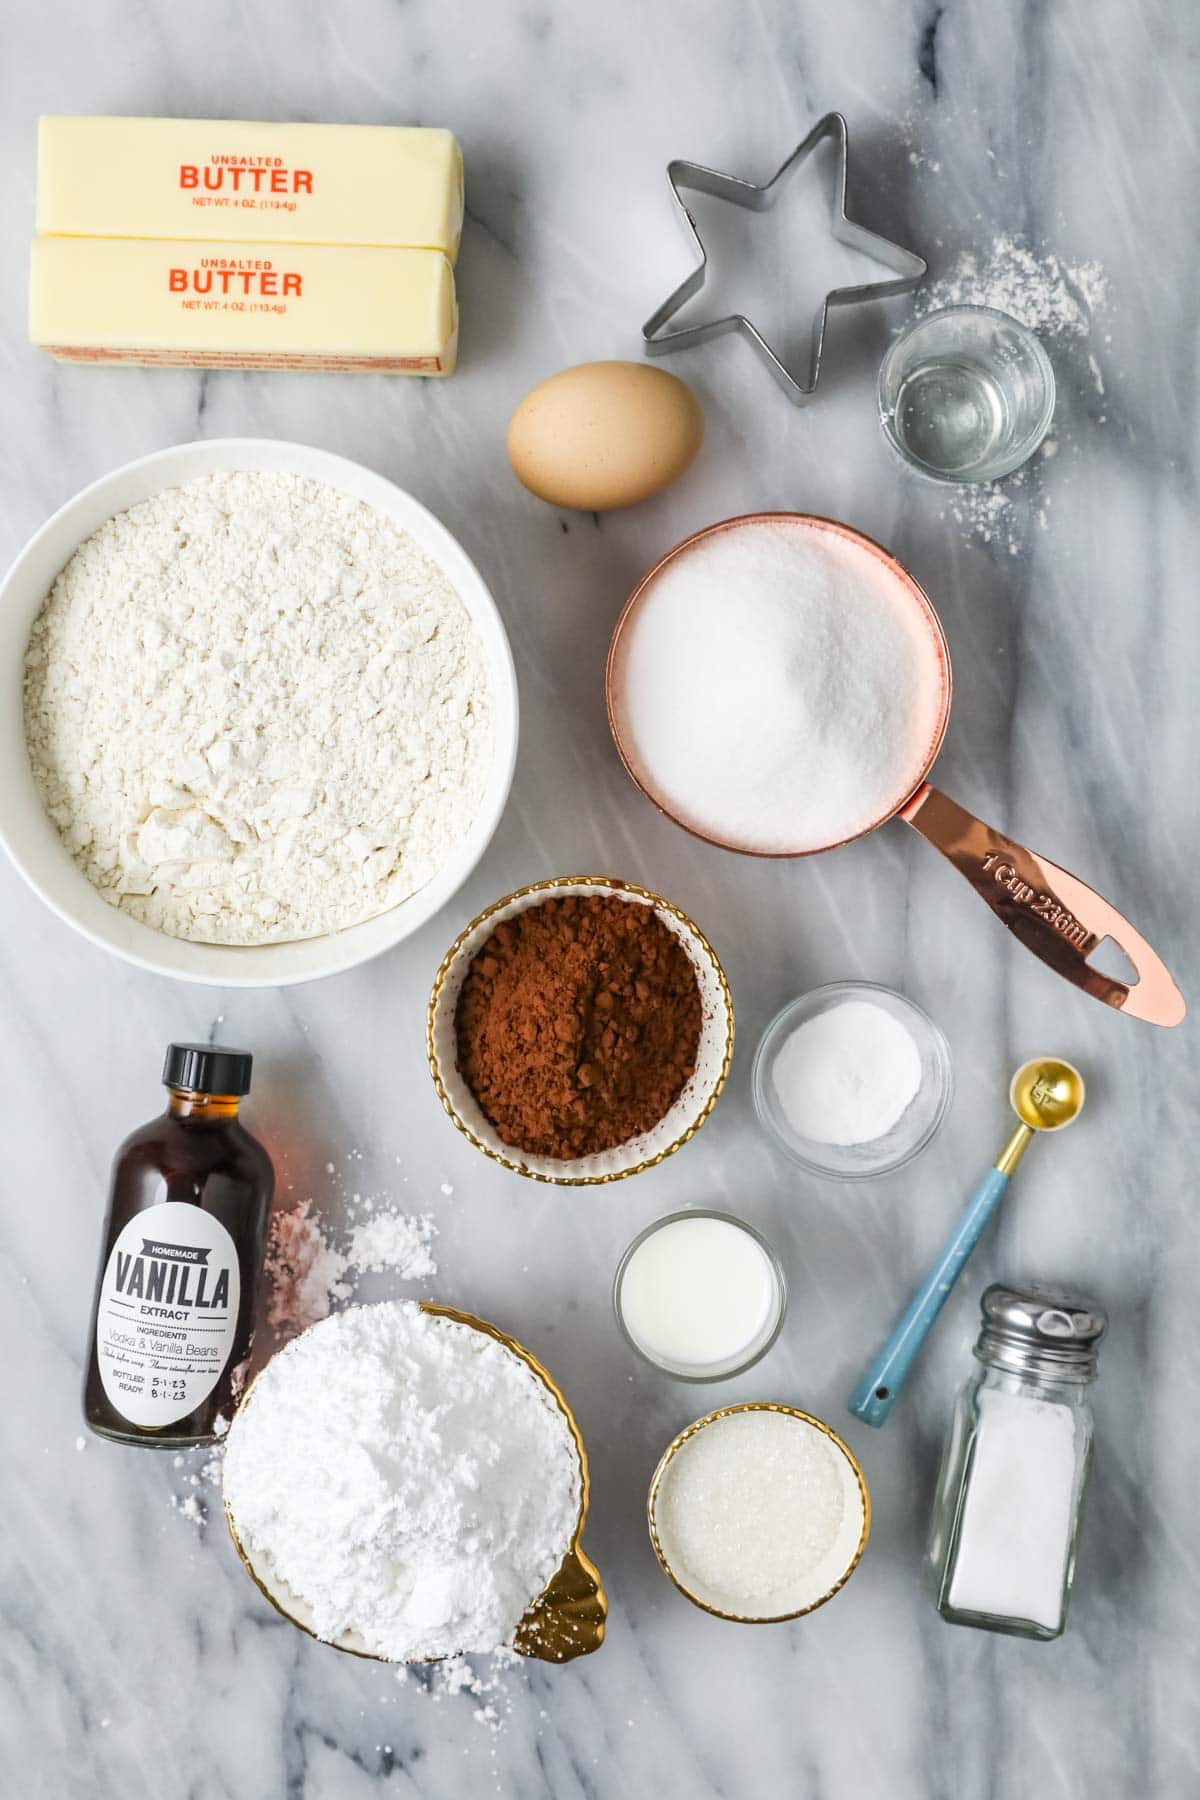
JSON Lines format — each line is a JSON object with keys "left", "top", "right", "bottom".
{"left": 221, "top": 1302, "right": 582, "bottom": 1662}
{"left": 23, "top": 471, "right": 493, "bottom": 945}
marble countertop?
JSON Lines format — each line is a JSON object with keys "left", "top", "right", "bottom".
{"left": 2, "top": 3, "right": 1197, "bottom": 1796}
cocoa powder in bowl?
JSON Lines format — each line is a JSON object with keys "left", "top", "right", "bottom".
{"left": 454, "top": 895, "right": 703, "bottom": 1160}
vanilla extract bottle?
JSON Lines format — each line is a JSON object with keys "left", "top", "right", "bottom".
{"left": 84, "top": 1044, "right": 274, "bottom": 1449}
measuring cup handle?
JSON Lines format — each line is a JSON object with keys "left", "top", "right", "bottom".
{"left": 899, "top": 784, "right": 1185, "bottom": 1026}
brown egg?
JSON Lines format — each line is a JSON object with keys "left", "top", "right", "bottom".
{"left": 507, "top": 361, "right": 704, "bottom": 511}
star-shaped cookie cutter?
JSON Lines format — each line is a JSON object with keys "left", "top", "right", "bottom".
{"left": 642, "top": 113, "right": 927, "bottom": 405}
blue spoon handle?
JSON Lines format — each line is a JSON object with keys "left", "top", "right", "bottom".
{"left": 848, "top": 1166, "right": 1011, "bottom": 1428}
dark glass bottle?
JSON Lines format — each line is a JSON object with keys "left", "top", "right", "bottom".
{"left": 83, "top": 1043, "right": 274, "bottom": 1449}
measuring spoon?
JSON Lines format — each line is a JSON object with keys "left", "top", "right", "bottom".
{"left": 847, "top": 1055, "right": 1085, "bottom": 1427}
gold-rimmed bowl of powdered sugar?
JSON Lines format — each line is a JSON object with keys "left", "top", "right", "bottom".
{"left": 427, "top": 875, "right": 734, "bottom": 1185}
{"left": 0, "top": 439, "right": 517, "bottom": 986}
{"left": 222, "top": 1301, "right": 606, "bottom": 1665}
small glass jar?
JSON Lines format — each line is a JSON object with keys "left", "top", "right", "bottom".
{"left": 613, "top": 1209, "right": 787, "bottom": 1381}
{"left": 879, "top": 305, "right": 1056, "bottom": 483}
{"left": 928, "top": 1282, "right": 1106, "bottom": 1641}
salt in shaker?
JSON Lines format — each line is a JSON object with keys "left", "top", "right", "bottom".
{"left": 927, "top": 1281, "right": 1106, "bottom": 1640}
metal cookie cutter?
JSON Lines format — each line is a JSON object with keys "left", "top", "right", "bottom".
{"left": 642, "top": 112, "right": 927, "bottom": 404}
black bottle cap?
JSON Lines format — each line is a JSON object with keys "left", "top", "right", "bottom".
{"left": 162, "top": 1043, "right": 253, "bottom": 1097}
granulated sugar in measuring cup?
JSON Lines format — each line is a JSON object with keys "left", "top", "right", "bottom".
{"left": 606, "top": 514, "right": 1183, "bottom": 1025}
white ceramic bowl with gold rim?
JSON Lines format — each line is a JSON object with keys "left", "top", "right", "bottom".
{"left": 223, "top": 1302, "right": 606, "bottom": 1665}
{"left": 0, "top": 438, "right": 518, "bottom": 987}
{"left": 426, "top": 875, "right": 734, "bottom": 1185}
{"left": 647, "top": 1402, "right": 871, "bottom": 1623}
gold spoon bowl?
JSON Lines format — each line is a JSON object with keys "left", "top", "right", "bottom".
{"left": 997, "top": 1055, "right": 1085, "bottom": 1174}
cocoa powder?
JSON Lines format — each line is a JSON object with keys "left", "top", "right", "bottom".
{"left": 454, "top": 894, "right": 703, "bottom": 1160}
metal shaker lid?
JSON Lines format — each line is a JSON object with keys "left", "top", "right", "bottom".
{"left": 976, "top": 1281, "right": 1107, "bottom": 1380}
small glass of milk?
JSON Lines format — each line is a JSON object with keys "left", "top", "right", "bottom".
{"left": 613, "top": 1210, "right": 787, "bottom": 1381}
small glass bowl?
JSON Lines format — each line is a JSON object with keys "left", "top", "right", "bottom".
{"left": 613, "top": 1209, "right": 787, "bottom": 1382}
{"left": 879, "top": 305, "right": 1056, "bottom": 483}
{"left": 752, "top": 981, "right": 952, "bottom": 1180}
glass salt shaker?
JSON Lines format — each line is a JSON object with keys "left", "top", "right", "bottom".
{"left": 927, "top": 1281, "right": 1106, "bottom": 1641}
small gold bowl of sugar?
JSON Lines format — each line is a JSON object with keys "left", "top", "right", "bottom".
{"left": 647, "top": 1402, "right": 870, "bottom": 1623}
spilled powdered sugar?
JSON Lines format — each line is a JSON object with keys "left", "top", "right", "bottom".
{"left": 168, "top": 1183, "right": 440, "bottom": 1518}
{"left": 915, "top": 233, "right": 1107, "bottom": 341}
{"left": 264, "top": 1199, "right": 437, "bottom": 1333}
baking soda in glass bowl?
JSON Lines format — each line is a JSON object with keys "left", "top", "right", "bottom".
{"left": 752, "top": 981, "right": 952, "bottom": 1179}
{"left": 609, "top": 518, "right": 946, "bottom": 855}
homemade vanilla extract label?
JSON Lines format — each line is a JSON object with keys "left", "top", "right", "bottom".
{"left": 96, "top": 1202, "right": 240, "bottom": 1428}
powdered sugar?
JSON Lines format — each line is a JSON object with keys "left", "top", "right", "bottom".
{"left": 264, "top": 1200, "right": 353, "bottom": 1332}
{"left": 265, "top": 1199, "right": 437, "bottom": 1333}
{"left": 170, "top": 1193, "right": 439, "bottom": 1528}
{"left": 24, "top": 470, "right": 492, "bottom": 945}
{"left": 916, "top": 234, "right": 1107, "bottom": 341}
{"left": 347, "top": 1210, "right": 438, "bottom": 1277}
{"left": 222, "top": 1302, "right": 581, "bottom": 1662}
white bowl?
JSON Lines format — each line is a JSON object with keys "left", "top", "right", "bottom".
{"left": 427, "top": 876, "right": 734, "bottom": 1184}
{"left": 0, "top": 439, "right": 518, "bottom": 986}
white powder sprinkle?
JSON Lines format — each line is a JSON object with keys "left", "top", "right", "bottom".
{"left": 222, "top": 1302, "right": 581, "bottom": 1661}
{"left": 938, "top": 466, "right": 1039, "bottom": 557}
{"left": 771, "top": 999, "right": 922, "bottom": 1146}
{"left": 654, "top": 1410, "right": 863, "bottom": 1619}
{"left": 917, "top": 234, "right": 1107, "bottom": 340}
{"left": 264, "top": 1199, "right": 437, "bottom": 1332}
{"left": 24, "top": 470, "right": 493, "bottom": 946}
{"left": 612, "top": 521, "right": 945, "bottom": 854}
{"left": 345, "top": 1211, "right": 438, "bottom": 1278}
{"left": 264, "top": 1200, "right": 352, "bottom": 1332}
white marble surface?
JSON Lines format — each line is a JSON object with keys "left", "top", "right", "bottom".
{"left": 2, "top": 3, "right": 1198, "bottom": 1796}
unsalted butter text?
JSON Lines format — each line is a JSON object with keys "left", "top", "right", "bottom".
{"left": 169, "top": 258, "right": 302, "bottom": 296}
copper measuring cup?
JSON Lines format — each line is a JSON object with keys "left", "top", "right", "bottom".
{"left": 605, "top": 514, "right": 1184, "bottom": 1027}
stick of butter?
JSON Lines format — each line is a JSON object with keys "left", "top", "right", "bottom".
{"left": 37, "top": 117, "right": 464, "bottom": 260}
{"left": 30, "top": 236, "right": 457, "bottom": 374}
